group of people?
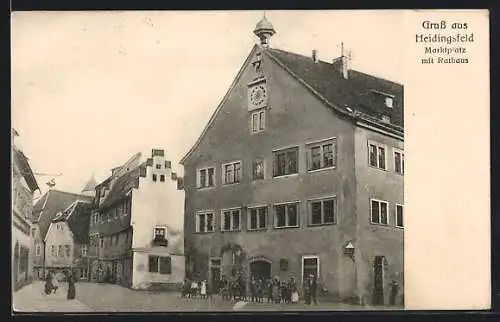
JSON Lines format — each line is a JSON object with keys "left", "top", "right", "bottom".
{"left": 43, "top": 270, "right": 77, "bottom": 300}
{"left": 244, "top": 275, "right": 301, "bottom": 304}
{"left": 180, "top": 273, "right": 320, "bottom": 305}
{"left": 181, "top": 278, "right": 209, "bottom": 298}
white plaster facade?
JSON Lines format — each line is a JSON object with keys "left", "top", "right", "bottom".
{"left": 130, "top": 151, "right": 185, "bottom": 289}
{"left": 44, "top": 221, "right": 75, "bottom": 269}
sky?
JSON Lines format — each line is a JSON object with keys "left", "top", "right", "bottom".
{"left": 11, "top": 10, "right": 404, "bottom": 197}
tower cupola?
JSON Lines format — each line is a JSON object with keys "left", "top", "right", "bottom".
{"left": 253, "top": 14, "right": 276, "bottom": 47}
{"left": 81, "top": 174, "right": 97, "bottom": 197}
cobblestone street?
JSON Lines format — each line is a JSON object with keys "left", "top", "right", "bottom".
{"left": 13, "top": 282, "right": 94, "bottom": 312}
{"left": 13, "top": 281, "right": 401, "bottom": 312}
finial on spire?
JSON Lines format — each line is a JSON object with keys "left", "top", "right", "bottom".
{"left": 253, "top": 13, "right": 276, "bottom": 47}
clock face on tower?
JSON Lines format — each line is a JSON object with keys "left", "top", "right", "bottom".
{"left": 248, "top": 83, "right": 268, "bottom": 110}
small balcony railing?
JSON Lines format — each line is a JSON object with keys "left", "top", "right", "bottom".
{"left": 152, "top": 237, "right": 168, "bottom": 247}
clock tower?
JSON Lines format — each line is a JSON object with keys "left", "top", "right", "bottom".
{"left": 246, "top": 15, "right": 275, "bottom": 133}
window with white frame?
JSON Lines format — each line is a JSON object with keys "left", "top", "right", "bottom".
{"left": 50, "top": 245, "right": 56, "bottom": 257}
{"left": 396, "top": 204, "right": 404, "bottom": 227}
{"left": 273, "top": 147, "right": 299, "bottom": 177}
{"left": 394, "top": 149, "right": 404, "bottom": 175}
{"left": 250, "top": 109, "right": 266, "bottom": 133}
{"left": 248, "top": 206, "right": 267, "bottom": 230}
{"left": 222, "top": 161, "right": 242, "bottom": 185}
{"left": 196, "top": 212, "right": 214, "bottom": 233}
{"left": 221, "top": 208, "right": 241, "bottom": 232}
{"left": 58, "top": 245, "right": 63, "bottom": 257}
{"left": 309, "top": 197, "right": 337, "bottom": 225}
{"left": 81, "top": 245, "right": 88, "bottom": 256}
{"left": 274, "top": 202, "right": 299, "bottom": 228}
{"left": 197, "top": 167, "right": 215, "bottom": 189}
{"left": 154, "top": 227, "right": 167, "bottom": 241}
{"left": 35, "top": 244, "right": 41, "bottom": 256}
{"left": 307, "top": 139, "right": 337, "bottom": 171}
{"left": 368, "top": 141, "right": 387, "bottom": 170}
{"left": 302, "top": 255, "right": 320, "bottom": 282}
{"left": 65, "top": 245, "right": 70, "bottom": 257}
{"left": 371, "top": 199, "right": 389, "bottom": 225}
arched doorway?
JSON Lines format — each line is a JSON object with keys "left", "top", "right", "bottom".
{"left": 249, "top": 258, "right": 272, "bottom": 281}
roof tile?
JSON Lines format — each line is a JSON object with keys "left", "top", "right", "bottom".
{"left": 266, "top": 48, "right": 404, "bottom": 128}
{"left": 33, "top": 190, "right": 93, "bottom": 241}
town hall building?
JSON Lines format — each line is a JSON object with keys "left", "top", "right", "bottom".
{"left": 180, "top": 16, "right": 404, "bottom": 306}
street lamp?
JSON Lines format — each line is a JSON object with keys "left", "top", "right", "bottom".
{"left": 343, "top": 241, "right": 355, "bottom": 260}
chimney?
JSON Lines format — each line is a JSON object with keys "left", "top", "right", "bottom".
{"left": 339, "top": 42, "right": 349, "bottom": 79}
{"left": 312, "top": 50, "right": 318, "bottom": 63}
{"left": 341, "top": 55, "right": 349, "bottom": 79}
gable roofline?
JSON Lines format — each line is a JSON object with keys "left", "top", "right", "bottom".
{"left": 53, "top": 199, "right": 87, "bottom": 223}
{"left": 44, "top": 221, "right": 53, "bottom": 243}
{"left": 264, "top": 49, "right": 353, "bottom": 120}
{"left": 179, "top": 44, "right": 260, "bottom": 165}
{"left": 264, "top": 49, "right": 404, "bottom": 137}
{"left": 33, "top": 190, "right": 51, "bottom": 223}
{"left": 44, "top": 220, "right": 74, "bottom": 243}
{"left": 12, "top": 146, "right": 40, "bottom": 193}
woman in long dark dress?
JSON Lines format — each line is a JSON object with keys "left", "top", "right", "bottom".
{"left": 44, "top": 273, "right": 53, "bottom": 295}
{"left": 67, "top": 273, "right": 76, "bottom": 300}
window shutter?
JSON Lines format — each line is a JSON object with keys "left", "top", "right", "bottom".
{"left": 196, "top": 170, "right": 200, "bottom": 188}
{"left": 333, "top": 139, "right": 338, "bottom": 167}
{"left": 159, "top": 257, "right": 172, "bottom": 274}
{"left": 306, "top": 147, "right": 312, "bottom": 171}
{"left": 260, "top": 110, "right": 266, "bottom": 130}
{"left": 272, "top": 155, "right": 277, "bottom": 177}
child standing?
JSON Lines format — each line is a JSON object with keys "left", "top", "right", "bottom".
{"left": 200, "top": 280, "right": 207, "bottom": 299}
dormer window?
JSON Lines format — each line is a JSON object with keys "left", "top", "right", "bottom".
{"left": 385, "top": 97, "right": 394, "bottom": 108}
{"left": 371, "top": 89, "right": 394, "bottom": 109}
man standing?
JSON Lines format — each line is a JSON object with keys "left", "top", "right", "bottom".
{"left": 310, "top": 274, "right": 318, "bottom": 305}
{"left": 303, "top": 276, "right": 311, "bottom": 305}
